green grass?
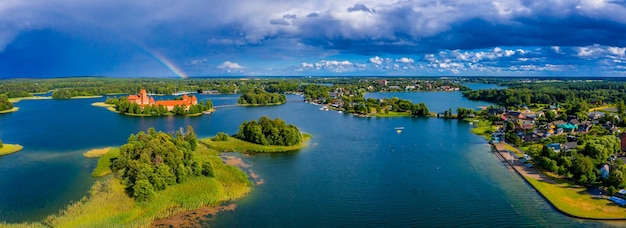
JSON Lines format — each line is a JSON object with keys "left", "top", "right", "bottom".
{"left": 201, "top": 134, "right": 312, "bottom": 153}
{"left": 0, "top": 107, "right": 19, "bottom": 114}
{"left": 83, "top": 147, "right": 111, "bottom": 158}
{"left": 0, "top": 144, "right": 23, "bottom": 156}
{"left": 525, "top": 177, "right": 626, "bottom": 219}
{"left": 37, "top": 146, "right": 252, "bottom": 227}
{"left": 371, "top": 111, "right": 412, "bottom": 117}
{"left": 8, "top": 96, "right": 51, "bottom": 103}
{"left": 469, "top": 119, "right": 494, "bottom": 140}
{"left": 91, "top": 148, "right": 120, "bottom": 177}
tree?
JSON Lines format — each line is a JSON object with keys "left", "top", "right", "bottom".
{"left": 0, "top": 94, "right": 13, "bottom": 111}
{"left": 133, "top": 179, "right": 156, "bottom": 201}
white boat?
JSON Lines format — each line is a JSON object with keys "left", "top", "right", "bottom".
{"left": 394, "top": 127, "right": 405, "bottom": 130}
{"left": 338, "top": 110, "right": 343, "bottom": 113}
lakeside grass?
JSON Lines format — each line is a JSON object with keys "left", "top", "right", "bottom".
{"left": 0, "top": 107, "right": 19, "bottom": 114}
{"left": 468, "top": 119, "right": 493, "bottom": 140}
{"left": 8, "top": 96, "right": 51, "bottom": 103}
{"left": 91, "top": 102, "right": 118, "bottom": 112}
{"left": 83, "top": 147, "right": 112, "bottom": 158}
{"left": 0, "top": 144, "right": 24, "bottom": 156}
{"left": 91, "top": 148, "right": 120, "bottom": 177}
{"left": 200, "top": 133, "right": 312, "bottom": 153}
{"left": 496, "top": 141, "right": 626, "bottom": 220}
{"left": 20, "top": 145, "right": 253, "bottom": 227}
{"left": 525, "top": 177, "right": 626, "bottom": 219}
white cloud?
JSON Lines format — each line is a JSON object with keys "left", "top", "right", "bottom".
{"left": 369, "top": 56, "right": 383, "bottom": 64}
{"left": 395, "top": 57, "right": 414, "bottom": 63}
{"left": 190, "top": 58, "right": 207, "bottom": 65}
{"left": 608, "top": 46, "right": 626, "bottom": 56}
{"left": 218, "top": 61, "right": 244, "bottom": 69}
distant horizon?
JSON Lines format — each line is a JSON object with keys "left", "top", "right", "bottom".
{"left": 3, "top": 75, "right": 626, "bottom": 80}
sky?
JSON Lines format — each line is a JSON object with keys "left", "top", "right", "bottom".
{"left": 1, "top": 0, "right": 626, "bottom": 78}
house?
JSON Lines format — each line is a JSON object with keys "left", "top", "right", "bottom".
{"left": 388, "top": 85, "right": 401, "bottom": 90}
{"left": 578, "top": 122, "right": 592, "bottom": 133}
{"left": 569, "top": 119, "right": 580, "bottom": 125}
{"left": 564, "top": 142, "right": 578, "bottom": 152}
{"left": 588, "top": 111, "right": 606, "bottom": 120}
{"left": 600, "top": 164, "right": 610, "bottom": 179}
{"left": 619, "top": 132, "right": 626, "bottom": 152}
{"left": 378, "top": 80, "right": 388, "bottom": 86}
{"left": 506, "top": 111, "right": 524, "bottom": 120}
{"left": 487, "top": 107, "right": 506, "bottom": 115}
{"left": 547, "top": 143, "right": 562, "bottom": 153}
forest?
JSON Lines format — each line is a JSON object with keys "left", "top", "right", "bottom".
{"left": 237, "top": 88, "right": 286, "bottom": 105}
{"left": 235, "top": 116, "right": 303, "bottom": 146}
{"left": 110, "top": 126, "right": 214, "bottom": 201}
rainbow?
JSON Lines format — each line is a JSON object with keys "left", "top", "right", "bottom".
{"left": 148, "top": 50, "right": 189, "bottom": 79}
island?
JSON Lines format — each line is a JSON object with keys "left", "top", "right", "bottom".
{"left": 41, "top": 126, "right": 252, "bottom": 227}
{"left": 237, "top": 88, "right": 286, "bottom": 106}
{"left": 102, "top": 89, "right": 214, "bottom": 117}
{"left": 0, "top": 138, "right": 23, "bottom": 156}
{"left": 461, "top": 79, "right": 626, "bottom": 219}
{"left": 201, "top": 116, "right": 310, "bottom": 153}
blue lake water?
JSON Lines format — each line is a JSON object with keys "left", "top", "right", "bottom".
{"left": 0, "top": 85, "right": 615, "bottom": 226}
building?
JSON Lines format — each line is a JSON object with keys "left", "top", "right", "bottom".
{"left": 128, "top": 89, "right": 198, "bottom": 111}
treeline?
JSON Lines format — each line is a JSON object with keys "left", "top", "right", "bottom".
{"left": 1, "top": 77, "right": 469, "bottom": 99}
{"left": 105, "top": 97, "right": 213, "bottom": 116}
{"left": 339, "top": 96, "right": 430, "bottom": 117}
{"left": 235, "top": 116, "right": 302, "bottom": 146}
{"left": 237, "top": 89, "right": 286, "bottom": 105}
{"left": 111, "top": 126, "right": 214, "bottom": 201}
{"left": 463, "top": 81, "right": 626, "bottom": 107}
{"left": 528, "top": 135, "right": 626, "bottom": 193}
{"left": 0, "top": 94, "right": 13, "bottom": 111}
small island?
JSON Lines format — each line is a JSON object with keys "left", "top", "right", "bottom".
{"left": 0, "top": 138, "right": 23, "bottom": 156}
{"left": 237, "top": 88, "right": 286, "bottom": 106}
{"left": 202, "top": 116, "right": 310, "bottom": 153}
{"left": 42, "top": 126, "right": 252, "bottom": 227}
{"left": 101, "top": 89, "right": 214, "bottom": 117}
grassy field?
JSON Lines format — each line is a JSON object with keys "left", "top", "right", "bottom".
{"left": 83, "top": 147, "right": 111, "bottom": 158}
{"left": 201, "top": 134, "right": 312, "bottom": 153}
{"left": 468, "top": 119, "right": 494, "bottom": 140}
{"left": 525, "top": 177, "right": 626, "bottom": 219}
{"left": 0, "top": 107, "right": 19, "bottom": 114}
{"left": 91, "top": 148, "right": 120, "bottom": 177}
{"left": 6, "top": 145, "right": 252, "bottom": 227}
{"left": 0, "top": 144, "right": 23, "bottom": 156}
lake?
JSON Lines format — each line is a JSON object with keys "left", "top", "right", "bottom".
{"left": 0, "top": 85, "right": 611, "bottom": 226}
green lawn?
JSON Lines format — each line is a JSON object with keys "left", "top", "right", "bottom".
{"left": 526, "top": 177, "right": 626, "bottom": 219}
{"left": 201, "top": 134, "right": 312, "bottom": 153}
{"left": 0, "top": 144, "right": 23, "bottom": 156}
{"left": 469, "top": 119, "right": 494, "bottom": 140}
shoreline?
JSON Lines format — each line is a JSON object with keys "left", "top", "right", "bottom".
{"left": 0, "top": 107, "right": 19, "bottom": 114}
{"left": 489, "top": 142, "right": 626, "bottom": 220}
